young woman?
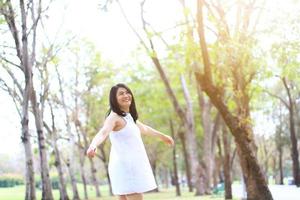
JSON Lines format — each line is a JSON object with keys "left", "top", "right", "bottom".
{"left": 86, "top": 83, "right": 174, "bottom": 200}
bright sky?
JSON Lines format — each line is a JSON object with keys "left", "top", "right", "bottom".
{"left": 0, "top": 0, "right": 296, "bottom": 157}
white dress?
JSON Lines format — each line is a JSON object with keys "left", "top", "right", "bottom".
{"left": 108, "top": 113, "right": 157, "bottom": 195}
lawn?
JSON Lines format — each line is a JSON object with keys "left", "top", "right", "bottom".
{"left": 0, "top": 184, "right": 228, "bottom": 200}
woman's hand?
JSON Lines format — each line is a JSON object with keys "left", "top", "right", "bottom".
{"left": 161, "top": 135, "right": 175, "bottom": 147}
{"left": 86, "top": 145, "right": 97, "bottom": 158}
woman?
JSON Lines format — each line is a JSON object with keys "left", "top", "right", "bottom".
{"left": 86, "top": 83, "right": 174, "bottom": 200}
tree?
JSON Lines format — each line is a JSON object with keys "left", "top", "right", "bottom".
{"left": 194, "top": 0, "right": 273, "bottom": 199}
{"left": 1, "top": 1, "right": 54, "bottom": 199}
{"left": 44, "top": 100, "right": 70, "bottom": 200}
{"left": 55, "top": 64, "right": 80, "bottom": 200}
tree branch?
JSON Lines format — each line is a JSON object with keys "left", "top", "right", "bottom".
{"left": 263, "top": 89, "right": 289, "bottom": 109}
{"left": 2, "top": 64, "right": 23, "bottom": 94}
{"left": 1, "top": 0, "right": 23, "bottom": 68}
{"left": 0, "top": 77, "right": 22, "bottom": 118}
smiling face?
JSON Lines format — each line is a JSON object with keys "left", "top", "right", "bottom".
{"left": 116, "top": 87, "right": 132, "bottom": 111}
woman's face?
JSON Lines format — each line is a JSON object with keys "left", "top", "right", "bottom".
{"left": 116, "top": 87, "right": 132, "bottom": 109}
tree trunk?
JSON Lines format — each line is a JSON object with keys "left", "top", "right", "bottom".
{"left": 197, "top": 85, "right": 213, "bottom": 193}
{"left": 163, "top": 168, "right": 169, "bottom": 189}
{"left": 103, "top": 161, "right": 113, "bottom": 195}
{"left": 278, "top": 148, "right": 284, "bottom": 185}
{"left": 222, "top": 122, "right": 232, "bottom": 199}
{"left": 21, "top": 54, "right": 36, "bottom": 200}
{"left": 55, "top": 66, "right": 80, "bottom": 200}
{"left": 74, "top": 64, "right": 88, "bottom": 200}
{"left": 178, "top": 132, "right": 193, "bottom": 192}
{"left": 78, "top": 139, "right": 88, "bottom": 200}
{"left": 170, "top": 119, "right": 181, "bottom": 196}
{"left": 21, "top": 91, "right": 36, "bottom": 200}
{"left": 197, "top": 73, "right": 273, "bottom": 199}
{"left": 30, "top": 85, "right": 54, "bottom": 200}
{"left": 75, "top": 119, "right": 102, "bottom": 196}
{"left": 148, "top": 152, "right": 159, "bottom": 192}
{"left": 52, "top": 139, "right": 69, "bottom": 200}
{"left": 180, "top": 75, "right": 204, "bottom": 195}
{"left": 88, "top": 157, "right": 101, "bottom": 196}
{"left": 282, "top": 77, "right": 300, "bottom": 186}
{"left": 45, "top": 104, "right": 69, "bottom": 200}
{"left": 79, "top": 162, "right": 88, "bottom": 200}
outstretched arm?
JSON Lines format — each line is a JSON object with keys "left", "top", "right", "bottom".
{"left": 137, "top": 121, "right": 174, "bottom": 147}
{"left": 86, "top": 113, "right": 117, "bottom": 158}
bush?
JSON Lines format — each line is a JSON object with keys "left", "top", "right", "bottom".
{"left": 35, "top": 175, "right": 60, "bottom": 190}
{"left": 0, "top": 173, "right": 24, "bottom": 188}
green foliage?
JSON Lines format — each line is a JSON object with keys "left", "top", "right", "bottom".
{"left": 0, "top": 174, "right": 24, "bottom": 188}
{"left": 34, "top": 174, "right": 60, "bottom": 190}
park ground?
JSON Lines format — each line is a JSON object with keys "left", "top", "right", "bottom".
{"left": 1, "top": 184, "right": 300, "bottom": 200}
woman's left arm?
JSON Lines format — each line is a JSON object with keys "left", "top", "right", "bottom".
{"left": 137, "top": 121, "right": 174, "bottom": 147}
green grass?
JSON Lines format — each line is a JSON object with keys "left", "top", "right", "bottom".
{"left": 0, "top": 184, "right": 230, "bottom": 200}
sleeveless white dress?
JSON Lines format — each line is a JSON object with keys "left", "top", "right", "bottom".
{"left": 108, "top": 113, "right": 157, "bottom": 195}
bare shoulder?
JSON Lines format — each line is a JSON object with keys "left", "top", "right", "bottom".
{"left": 107, "top": 111, "right": 122, "bottom": 123}
{"left": 136, "top": 120, "right": 147, "bottom": 132}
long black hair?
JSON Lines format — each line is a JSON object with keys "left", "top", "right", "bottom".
{"left": 107, "top": 83, "right": 138, "bottom": 122}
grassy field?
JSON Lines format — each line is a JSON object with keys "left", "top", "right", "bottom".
{"left": 0, "top": 184, "right": 230, "bottom": 200}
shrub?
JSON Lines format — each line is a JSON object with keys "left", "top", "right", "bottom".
{"left": 0, "top": 173, "right": 24, "bottom": 188}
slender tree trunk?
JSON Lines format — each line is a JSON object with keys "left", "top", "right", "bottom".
{"left": 88, "top": 157, "right": 101, "bottom": 196}
{"left": 180, "top": 75, "right": 204, "bottom": 195}
{"left": 80, "top": 111, "right": 101, "bottom": 197}
{"left": 210, "top": 113, "right": 221, "bottom": 188}
{"left": 45, "top": 104, "right": 69, "bottom": 200}
{"left": 216, "top": 136, "right": 222, "bottom": 187}
{"left": 164, "top": 168, "right": 169, "bottom": 189}
{"left": 178, "top": 132, "right": 193, "bottom": 192}
{"left": 263, "top": 141, "right": 269, "bottom": 184}
{"left": 222, "top": 122, "right": 232, "bottom": 199}
{"left": 78, "top": 139, "right": 88, "bottom": 200}
{"left": 103, "top": 161, "right": 113, "bottom": 195}
{"left": 278, "top": 147, "right": 284, "bottom": 185}
{"left": 55, "top": 66, "right": 80, "bottom": 200}
{"left": 79, "top": 161, "right": 88, "bottom": 200}
{"left": 22, "top": 98, "right": 36, "bottom": 200}
{"left": 170, "top": 119, "right": 181, "bottom": 196}
{"left": 30, "top": 85, "right": 54, "bottom": 200}
{"left": 152, "top": 162, "right": 159, "bottom": 192}
{"left": 196, "top": 83, "right": 221, "bottom": 193}
{"left": 282, "top": 77, "right": 300, "bottom": 187}
{"left": 21, "top": 51, "right": 36, "bottom": 200}
{"left": 73, "top": 64, "right": 88, "bottom": 200}
{"left": 75, "top": 119, "right": 102, "bottom": 196}
{"left": 49, "top": 129, "right": 69, "bottom": 200}
{"left": 52, "top": 139, "right": 69, "bottom": 200}
{"left": 197, "top": 85, "right": 213, "bottom": 193}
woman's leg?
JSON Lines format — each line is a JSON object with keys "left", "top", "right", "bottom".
{"left": 118, "top": 195, "right": 127, "bottom": 200}
{"left": 125, "top": 193, "right": 143, "bottom": 200}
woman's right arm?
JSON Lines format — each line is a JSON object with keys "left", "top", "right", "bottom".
{"left": 86, "top": 113, "right": 118, "bottom": 158}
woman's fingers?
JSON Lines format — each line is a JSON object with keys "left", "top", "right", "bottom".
{"left": 86, "top": 147, "right": 96, "bottom": 158}
{"left": 163, "top": 135, "right": 174, "bottom": 147}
